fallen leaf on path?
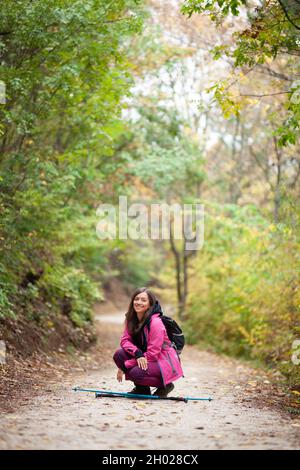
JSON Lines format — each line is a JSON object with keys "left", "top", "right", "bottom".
{"left": 125, "top": 415, "right": 135, "bottom": 420}
{"left": 247, "top": 381, "right": 257, "bottom": 387}
{"left": 134, "top": 403, "right": 146, "bottom": 409}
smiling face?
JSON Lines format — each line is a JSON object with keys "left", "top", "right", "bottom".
{"left": 133, "top": 291, "right": 150, "bottom": 321}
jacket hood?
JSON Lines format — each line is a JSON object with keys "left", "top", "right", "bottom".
{"left": 142, "top": 299, "right": 163, "bottom": 329}
{"left": 152, "top": 299, "right": 164, "bottom": 315}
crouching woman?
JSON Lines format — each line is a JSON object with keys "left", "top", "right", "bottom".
{"left": 113, "top": 287, "right": 184, "bottom": 397}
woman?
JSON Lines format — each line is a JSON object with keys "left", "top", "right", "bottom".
{"left": 113, "top": 287, "right": 184, "bottom": 397}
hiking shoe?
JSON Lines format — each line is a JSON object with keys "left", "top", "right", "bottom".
{"left": 128, "top": 385, "right": 151, "bottom": 396}
{"left": 152, "top": 383, "right": 174, "bottom": 397}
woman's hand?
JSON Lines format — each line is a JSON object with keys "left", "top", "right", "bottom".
{"left": 117, "top": 368, "right": 124, "bottom": 383}
{"left": 137, "top": 356, "right": 148, "bottom": 370}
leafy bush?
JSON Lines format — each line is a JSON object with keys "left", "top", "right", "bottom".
{"left": 186, "top": 202, "right": 300, "bottom": 385}
{"left": 39, "top": 264, "right": 103, "bottom": 327}
{"left": 0, "top": 0, "right": 145, "bottom": 341}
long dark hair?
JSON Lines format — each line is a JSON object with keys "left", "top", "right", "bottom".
{"left": 125, "top": 287, "right": 157, "bottom": 336}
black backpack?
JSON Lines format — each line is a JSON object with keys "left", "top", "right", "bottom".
{"left": 160, "top": 315, "right": 185, "bottom": 355}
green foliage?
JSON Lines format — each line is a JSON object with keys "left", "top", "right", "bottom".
{"left": 181, "top": 0, "right": 300, "bottom": 146}
{"left": 117, "top": 241, "right": 163, "bottom": 288}
{"left": 0, "top": 1, "right": 145, "bottom": 331}
{"left": 181, "top": 0, "right": 247, "bottom": 18}
{"left": 0, "top": 286, "right": 15, "bottom": 319}
{"left": 276, "top": 81, "right": 300, "bottom": 146}
{"left": 40, "top": 264, "right": 103, "bottom": 327}
{"left": 207, "top": 80, "right": 242, "bottom": 118}
{"left": 121, "top": 103, "right": 205, "bottom": 199}
{"left": 185, "top": 201, "right": 300, "bottom": 385}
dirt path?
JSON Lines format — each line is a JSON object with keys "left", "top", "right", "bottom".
{"left": 0, "top": 306, "right": 299, "bottom": 450}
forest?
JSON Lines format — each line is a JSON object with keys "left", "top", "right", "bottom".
{"left": 0, "top": 0, "right": 299, "bottom": 396}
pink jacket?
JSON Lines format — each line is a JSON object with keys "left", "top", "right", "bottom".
{"left": 120, "top": 313, "right": 184, "bottom": 387}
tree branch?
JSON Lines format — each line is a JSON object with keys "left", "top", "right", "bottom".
{"left": 277, "top": 0, "right": 300, "bottom": 30}
{"left": 240, "top": 91, "right": 290, "bottom": 97}
{"left": 256, "top": 64, "right": 294, "bottom": 82}
{"left": 249, "top": 145, "right": 275, "bottom": 191}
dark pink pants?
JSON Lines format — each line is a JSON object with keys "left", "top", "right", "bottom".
{"left": 113, "top": 348, "right": 164, "bottom": 387}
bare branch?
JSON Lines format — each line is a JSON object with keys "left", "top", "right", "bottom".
{"left": 240, "top": 91, "right": 290, "bottom": 98}
{"left": 249, "top": 145, "right": 275, "bottom": 191}
{"left": 255, "top": 64, "right": 294, "bottom": 82}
